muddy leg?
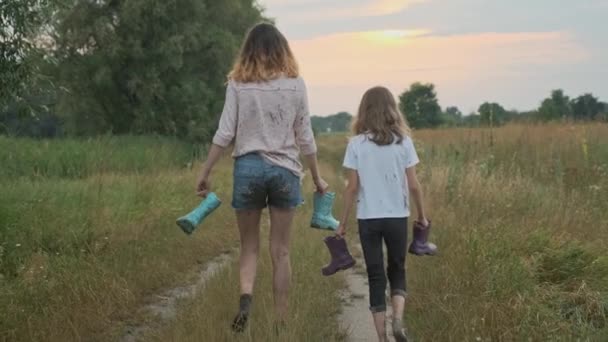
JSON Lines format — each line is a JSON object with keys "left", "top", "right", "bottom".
{"left": 269, "top": 206, "right": 296, "bottom": 322}
{"left": 232, "top": 209, "right": 262, "bottom": 332}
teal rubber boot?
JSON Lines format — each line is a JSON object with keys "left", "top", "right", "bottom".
{"left": 176, "top": 192, "right": 222, "bottom": 235}
{"left": 310, "top": 192, "right": 339, "bottom": 231}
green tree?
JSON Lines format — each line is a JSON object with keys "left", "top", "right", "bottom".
{"left": 571, "top": 93, "right": 603, "bottom": 121}
{"left": 516, "top": 110, "right": 539, "bottom": 123}
{"left": 462, "top": 112, "right": 480, "bottom": 127}
{"left": 398, "top": 82, "right": 442, "bottom": 129}
{"left": 311, "top": 111, "right": 352, "bottom": 133}
{"left": 538, "top": 89, "right": 571, "bottom": 121}
{"left": 478, "top": 102, "right": 507, "bottom": 126}
{"left": 441, "top": 106, "right": 462, "bottom": 127}
{"left": 1, "top": 0, "right": 57, "bottom": 136}
{"left": 0, "top": 0, "right": 50, "bottom": 106}
{"left": 50, "top": 0, "right": 263, "bottom": 139}
{"left": 601, "top": 102, "right": 608, "bottom": 122}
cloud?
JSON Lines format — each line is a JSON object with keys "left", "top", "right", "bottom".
{"left": 261, "top": 0, "right": 427, "bottom": 22}
{"left": 263, "top": 0, "right": 321, "bottom": 4}
{"left": 290, "top": 30, "right": 589, "bottom": 114}
{"left": 367, "top": 0, "right": 427, "bottom": 16}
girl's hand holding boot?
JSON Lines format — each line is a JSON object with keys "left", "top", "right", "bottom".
{"left": 336, "top": 223, "right": 347, "bottom": 237}
{"left": 196, "top": 172, "right": 211, "bottom": 198}
{"left": 314, "top": 177, "right": 329, "bottom": 194}
{"left": 417, "top": 217, "right": 430, "bottom": 228}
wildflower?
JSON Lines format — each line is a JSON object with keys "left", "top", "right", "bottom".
{"left": 581, "top": 137, "right": 589, "bottom": 163}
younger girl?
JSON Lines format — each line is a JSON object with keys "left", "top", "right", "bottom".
{"left": 337, "top": 86, "right": 431, "bottom": 342}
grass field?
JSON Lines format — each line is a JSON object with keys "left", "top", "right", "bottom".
{"left": 0, "top": 136, "right": 344, "bottom": 342}
{"left": 1, "top": 123, "right": 607, "bottom": 341}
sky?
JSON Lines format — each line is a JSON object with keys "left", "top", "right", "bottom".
{"left": 259, "top": 0, "right": 608, "bottom": 116}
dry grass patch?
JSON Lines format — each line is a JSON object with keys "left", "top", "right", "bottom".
{"left": 1, "top": 159, "right": 239, "bottom": 341}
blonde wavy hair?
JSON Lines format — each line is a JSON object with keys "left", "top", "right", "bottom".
{"left": 352, "top": 86, "right": 412, "bottom": 145}
{"left": 228, "top": 23, "right": 299, "bottom": 83}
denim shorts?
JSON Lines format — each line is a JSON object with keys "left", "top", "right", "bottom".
{"left": 232, "top": 153, "right": 302, "bottom": 210}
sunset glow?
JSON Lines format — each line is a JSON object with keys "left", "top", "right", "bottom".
{"left": 261, "top": 1, "right": 608, "bottom": 115}
{"left": 364, "top": 29, "right": 431, "bottom": 42}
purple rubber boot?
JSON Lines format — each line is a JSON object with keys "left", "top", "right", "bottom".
{"left": 408, "top": 220, "right": 438, "bottom": 256}
{"left": 322, "top": 236, "right": 356, "bottom": 276}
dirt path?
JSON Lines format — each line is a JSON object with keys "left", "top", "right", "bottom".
{"left": 119, "top": 251, "right": 234, "bottom": 342}
{"left": 117, "top": 240, "right": 392, "bottom": 342}
{"left": 339, "top": 244, "right": 397, "bottom": 342}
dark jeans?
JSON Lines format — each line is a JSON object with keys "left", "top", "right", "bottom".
{"left": 358, "top": 217, "right": 408, "bottom": 313}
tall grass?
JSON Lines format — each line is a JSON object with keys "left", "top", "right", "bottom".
{"left": 0, "top": 164, "right": 239, "bottom": 341}
{"left": 0, "top": 135, "right": 200, "bottom": 180}
{"left": 0, "top": 136, "right": 344, "bottom": 342}
{"left": 149, "top": 205, "right": 346, "bottom": 342}
{"left": 145, "top": 161, "right": 347, "bottom": 342}
{"left": 2, "top": 123, "right": 607, "bottom": 341}
{"left": 409, "top": 164, "right": 608, "bottom": 341}
{"left": 320, "top": 123, "right": 608, "bottom": 340}
{"left": 1, "top": 134, "right": 227, "bottom": 341}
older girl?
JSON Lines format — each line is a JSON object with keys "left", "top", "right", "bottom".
{"left": 196, "top": 23, "right": 327, "bottom": 332}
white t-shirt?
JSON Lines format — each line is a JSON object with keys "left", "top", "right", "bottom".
{"left": 343, "top": 134, "right": 420, "bottom": 220}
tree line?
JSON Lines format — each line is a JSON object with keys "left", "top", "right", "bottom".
{"left": 400, "top": 83, "right": 608, "bottom": 129}
{"left": 2, "top": 1, "right": 606, "bottom": 139}
{"left": 313, "top": 83, "right": 608, "bottom": 133}
{"left": 311, "top": 112, "right": 351, "bottom": 134}
{"left": 1, "top": 0, "right": 264, "bottom": 140}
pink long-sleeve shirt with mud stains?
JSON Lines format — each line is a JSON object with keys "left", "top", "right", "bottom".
{"left": 212, "top": 76, "right": 317, "bottom": 177}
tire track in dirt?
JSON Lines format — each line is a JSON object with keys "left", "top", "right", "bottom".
{"left": 119, "top": 250, "right": 235, "bottom": 342}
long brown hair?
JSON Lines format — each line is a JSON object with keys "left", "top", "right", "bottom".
{"left": 228, "top": 23, "right": 299, "bottom": 83}
{"left": 352, "top": 86, "right": 412, "bottom": 145}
